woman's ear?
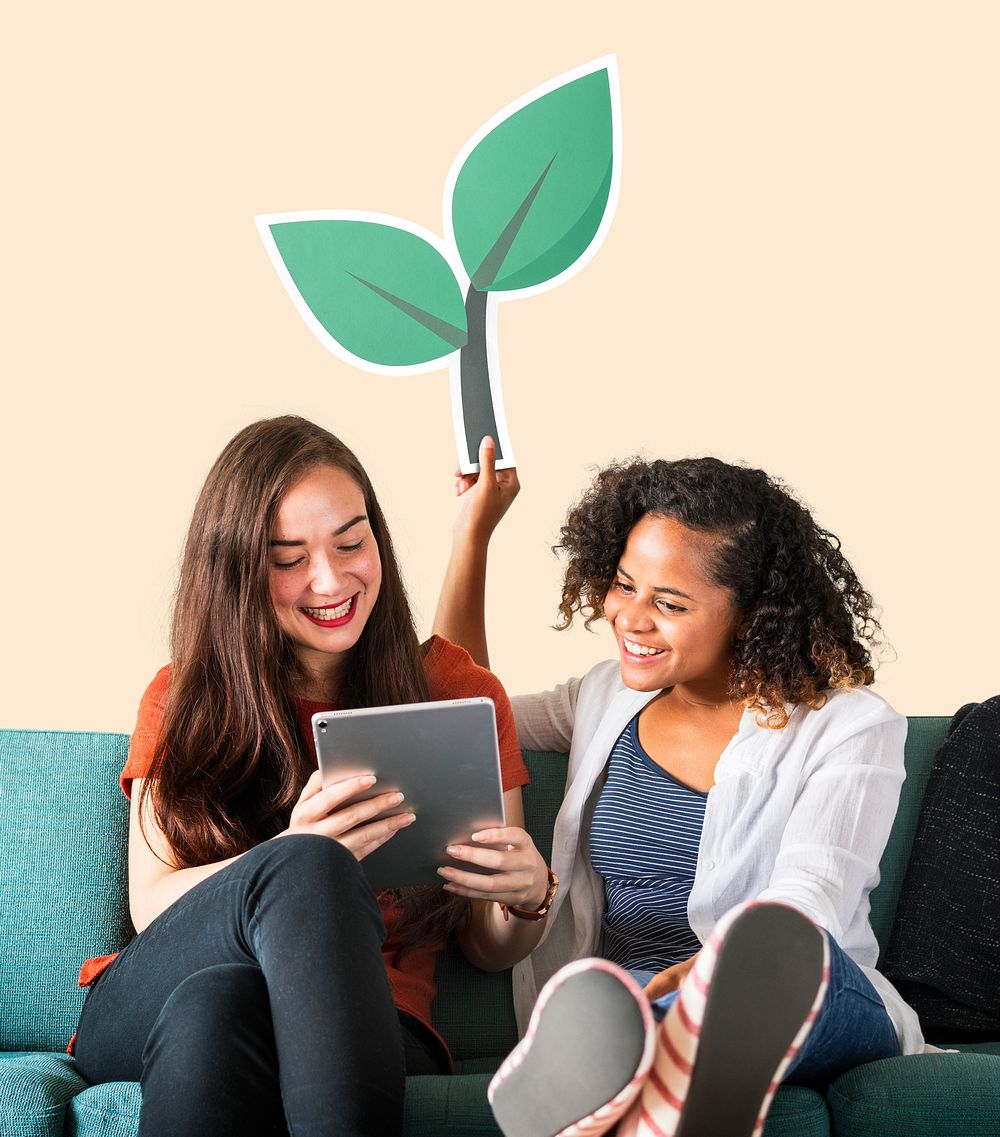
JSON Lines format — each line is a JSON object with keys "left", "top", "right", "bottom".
{"left": 733, "top": 607, "right": 751, "bottom": 642}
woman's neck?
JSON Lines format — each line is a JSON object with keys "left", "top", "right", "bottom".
{"left": 292, "top": 651, "right": 346, "bottom": 704}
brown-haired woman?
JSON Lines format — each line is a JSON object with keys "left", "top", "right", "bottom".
{"left": 435, "top": 440, "right": 927, "bottom": 1137}
{"left": 72, "top": 416, "right": 553, "bottom": 1137}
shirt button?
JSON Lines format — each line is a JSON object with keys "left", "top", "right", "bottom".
{"left": 704, "top": 859, "right": 716, "bottom": 871}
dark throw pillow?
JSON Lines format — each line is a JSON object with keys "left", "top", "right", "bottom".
{"left": 882, "top": 696, "right": 1000, "bottom": 1042}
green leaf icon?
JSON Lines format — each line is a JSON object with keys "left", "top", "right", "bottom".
{"left": 451, "top": 65, "right": 615, "bottom": 293}
{"left": 263, "top": 216, "right": 468, "bottom": 367}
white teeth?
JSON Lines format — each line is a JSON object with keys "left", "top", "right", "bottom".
{"left": 303, "top": 598, "right": 352, "bottom": 620}
{"left": 624, "top": 639, "right": 665, "bottom": 657}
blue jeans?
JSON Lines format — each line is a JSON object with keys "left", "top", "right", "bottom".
{"left": 629, "top": 931, "right": 901, "bottom": 1088}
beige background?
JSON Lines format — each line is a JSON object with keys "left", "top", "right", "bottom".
{"left": 2, "top": 3, "right": 997, "bottom": 732}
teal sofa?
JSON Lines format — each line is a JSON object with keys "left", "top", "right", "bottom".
{"left": 1, "top": 719, "right": 998, "bottom": 1137}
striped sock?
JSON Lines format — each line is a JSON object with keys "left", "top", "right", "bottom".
{"left": 616, "top": 902, "right": 830, "bottom": 1137}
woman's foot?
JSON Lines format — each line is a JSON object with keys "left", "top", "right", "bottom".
{"left": 618, "top": 902, "right": 830, "bottom": 1137}
{"left": 489, "top": 957, "right": 657, "bottom": 1137}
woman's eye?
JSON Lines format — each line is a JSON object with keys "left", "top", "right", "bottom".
{"left": 614, "top": 579, "right": 633, "bottom": 593}
{"left": 272, "top": 559, "right": 303, "bottom": 571}
{"left": 339, "top": 540, "right": 363, "bottom": 553}
{"left": 658, "top": 601, "right": 687, "bottom": 614}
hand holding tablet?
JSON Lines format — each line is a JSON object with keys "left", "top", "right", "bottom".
{"left": 312, "top": 698, "right": 506, "bottom": 888}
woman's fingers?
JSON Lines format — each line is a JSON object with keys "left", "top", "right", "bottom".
{"left": 284, "top": 774, "right": 419, "bottom": 859}
{"left": 438, "top": 826, "right": 548, "bottom": 905}
{"left": 437, "top": 867, "right": 521, "bottom": 899}
{"left": 291, "top": 777, "right": 401, "bottom": 831}
{"left": 643, "top": 954, "right": 698, "bottom": 1001}
{"left": 451, "top": 436, "right": 519, "bottom": 540}
{"left": 469, "top": 826, "right": 526, "bottom": 847}
{"left": 477, "top": 434, "right": 497, "bottom": 479}
{"left": 336, "top": 810, "right": 416, "bottom": 860}
{"left": 322, "top": 788, "right": 406, "bottom": 835}
{"left": 644, "top": 968, "right": 679, "bottom": 1001}
{"left": 294, "top": 772, "right": 374, "bottom": 816}
{"left": 295, "top": 768, "right": 325, "bottom": 803}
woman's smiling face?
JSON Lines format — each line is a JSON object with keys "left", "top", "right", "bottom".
{"left": 268, "top": 463, "right": 382, "bottom": 687}
{"left": 603, "top": 513, "right": 742, "bottom": 698}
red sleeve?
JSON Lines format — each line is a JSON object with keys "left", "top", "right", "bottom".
{"left": 120, "top": 666, "right": 171, "bottom": 799}
{"left": 423, "top": 637, "right": 529, "bottom": 792}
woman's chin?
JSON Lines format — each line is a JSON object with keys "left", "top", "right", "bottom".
{"left": 618, "top": 660, "right": 670, "bottom": 692}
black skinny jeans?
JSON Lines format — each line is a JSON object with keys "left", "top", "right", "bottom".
{"left": 74, "top": 835, "right": 446, "bottom": 1137}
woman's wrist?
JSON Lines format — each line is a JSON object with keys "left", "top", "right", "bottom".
{"left": 499, "top": 867, "right": 559, "bottom": 922}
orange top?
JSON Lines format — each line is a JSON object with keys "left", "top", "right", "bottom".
{"left": 78, "top": 636, "right": 529, "bottom": 1065}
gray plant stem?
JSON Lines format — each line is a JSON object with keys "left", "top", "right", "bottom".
{"left": 458, "top": 287, "right": 504, "bottom": 463}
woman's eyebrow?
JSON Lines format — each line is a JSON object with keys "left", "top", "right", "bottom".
{"left": 269, "top": 515, "right": 367, "bottom": 546}
{"left": 616, "top": 565, "right": 695, "bottom": 602}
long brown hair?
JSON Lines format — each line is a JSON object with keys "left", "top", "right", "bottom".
{"left": 140, "top": 415, "right": 466, "bottom": 949}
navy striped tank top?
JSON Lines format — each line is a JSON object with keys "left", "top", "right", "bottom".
{"left": 589, "top": 713, "right": 707, "bottom": 972}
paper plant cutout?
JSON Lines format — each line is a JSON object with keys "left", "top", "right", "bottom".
{"left": 257, "top": 56, "right": 621, "bottom": 472}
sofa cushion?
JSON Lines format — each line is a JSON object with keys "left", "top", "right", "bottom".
{"left": 867, "top": 717, "right": 948, "bottom": 957}
{"left": 0, "top": 1052, "right": 86, "bottom": 1137}
{"left": 67, "top": 1073, "right": 518, "bottom": 1137}
{"left": 761, "top": 1086, "right": 831, "bottom": 1137}
{"left": 406, "top": 1078, "right": 831, "bottom": 1137}
{"left": 57, "top": 1063, "right": 831, "bottom": 1137}
{"left": 65, "top": 1081, "right": 140, "bottom": 1137}
{"left": 827, "top": 1052, "right": 1000, "bottom": 1136}
{"left": 0, "top": 732, "right": 133, "bottom": 1053}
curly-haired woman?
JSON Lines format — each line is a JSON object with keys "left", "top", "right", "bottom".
{"left": 434, "top": 440, "right": 925, "bottom": 1137}
{"left": 72, "top": 418, "right": 553, "bottom": 1137}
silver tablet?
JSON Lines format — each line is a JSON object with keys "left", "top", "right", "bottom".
{"left": 312, "top": 698, "right": 506, "bottom": 888}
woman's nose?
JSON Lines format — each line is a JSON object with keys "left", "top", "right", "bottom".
{"left": 307, "top": 554, "right": 340, "bottom": 597}
{"left": 618, "top": 596, "right": 653, "bottom": 632}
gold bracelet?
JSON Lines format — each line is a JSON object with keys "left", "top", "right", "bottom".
{"left": 499, "top": 868, "right": 559, "bottom": 922}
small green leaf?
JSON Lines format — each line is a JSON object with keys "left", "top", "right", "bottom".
{"left": 266, "top": 218, "right": 467, "bottom": 366}
{"left": 451, "top": 66, "right": 615, "bottom": 293}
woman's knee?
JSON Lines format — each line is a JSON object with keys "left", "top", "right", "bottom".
{"left": 238, "top": 834, "right": 382, "bottom": 930}
{"left": 242, "top": 833, "right": 365, "bottom": 889}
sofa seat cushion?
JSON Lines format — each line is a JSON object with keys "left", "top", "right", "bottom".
{"left": 66, "top": 1082, "right": 139, "bottom": 1137}
{"left": 828, "top": 1053, "right": 1000, "bottom": 1136}
{"left": 66, "top": 1074, "right": 506, "bottom": 1137}
{"left": 760, "top": 1086, "right": 830, "bottom": 1137}
{"left": 946, "top": 1040, "right": 1000, "bottom": 1055}
{"left": 0, "top": 1051, "right": 86, "bottom": 1137}
{"left": 2, "top": 1060, "right": 828, "bottom": 1137}
{"left": 404, "top": 1075, "right": 830, "bottom": 1137}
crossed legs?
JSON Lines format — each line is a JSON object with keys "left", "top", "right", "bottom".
{"left": 74, "top": 836, "right": 406, "bottom": 1137}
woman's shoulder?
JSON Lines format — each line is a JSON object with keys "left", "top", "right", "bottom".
{"left": 579, "top": 658, "right": 629, "bottom": 696}
{"left": 421, "top": 635, "right": 508, "bottom": 701}
{"left": 133, "top": 664, "right": 173, "bottom": 724}
{"left": 814, "top": 684, "right": 904, "bottom": 728}
{"left": 779, "top": 685, "right": 907, "bottom": 760}
{"left": 143, "top": 664, "right": 173, "bottom": 699}
{"left": 122, "top": 664, "right": 173, "bottom": 796}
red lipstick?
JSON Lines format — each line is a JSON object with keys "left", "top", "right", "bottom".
{"left": 299, "top": 595, "right": 357, "bottom": 628}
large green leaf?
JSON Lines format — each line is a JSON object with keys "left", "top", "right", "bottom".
{"left": 266, "top": 218, "right": 467, "bottom": 367}
{"left": 451, "top": 67, "right": 615, "bottom": 293}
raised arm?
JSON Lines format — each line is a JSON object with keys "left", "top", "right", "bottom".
{"left": 433, "top": 436, "right": 519, "bottom": 669}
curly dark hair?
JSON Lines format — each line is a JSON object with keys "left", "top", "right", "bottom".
{"left": 557, "top": 457, "right": 882, "bottom": 728}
